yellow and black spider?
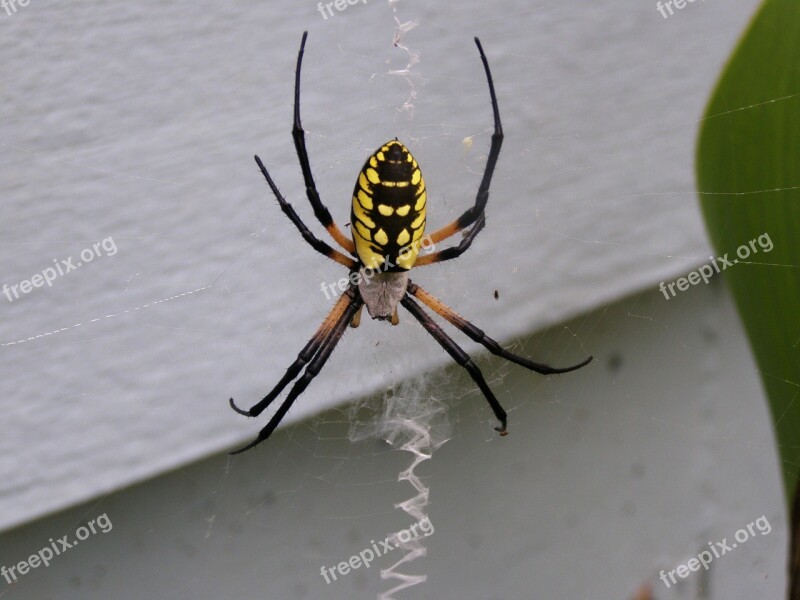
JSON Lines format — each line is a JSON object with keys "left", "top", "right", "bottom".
{"left": 229, "top": 32, "right": 592, "bottom": 454}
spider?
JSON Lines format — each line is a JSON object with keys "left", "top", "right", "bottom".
{"left": 229, "top": 31, "right": 592, "bottom": 454}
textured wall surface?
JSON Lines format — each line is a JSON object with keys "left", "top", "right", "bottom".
{"left": 0, "top": 0, "right": 763, "bottom": 530}
{"left": 1, "top": 3, "right": 782, "bottom": 597}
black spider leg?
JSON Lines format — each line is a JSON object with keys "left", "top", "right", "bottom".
{"left": 401, "top": 294, "right": 508, "bottom": 434}
{"left": 415, "top": 214, "right": 486, "bottom": 267}
{"left": 407, "top": 280, "right": 593, "bottom": 373}
{"left": 229, "top": 290, "right": 356, "bottom": 418}
{"left": 290, "top": 31, "right": 355, "bottom": 254}
{"left": 425, "top": 36, "right": 503, "bottom": 248}
{"left": 254, "top": 155, "right": 357, "bottom": 270}
{"left": 230, "top": 290, "right": 363, "bottom": 455}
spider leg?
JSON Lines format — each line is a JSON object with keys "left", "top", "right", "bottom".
{"left": 425, "top": 37, "right": 503, "bottom": 247}
{"left": 401, "top": 294, "right": 508, "bottom": 435}
{"left": 254, "top": 155, "right": 357, "bottom": 270}
{"left": 229, "top": 289, "right": 356, "bottom": 418}
{"left": 407, "top": 281, "right": 593, "bottom": 373}
{"left": 415, "top": 214, "right": 485, "bottom": 267}
{"left": 230, "top": 290, "right": 363, "bottom": 454}
{"left": 349, "top": 304, "right": 364, "bottom": 328}
{"left": 291, "top": 31, "right": 356, "bottom": 255}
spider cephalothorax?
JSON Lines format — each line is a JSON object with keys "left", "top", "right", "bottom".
{"left": 228, "top": 32, "right": 592, "bottom": 454}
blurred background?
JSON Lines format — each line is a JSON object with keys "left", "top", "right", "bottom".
{"left": 0, "top": 0, "right": 786, "bottom": 598}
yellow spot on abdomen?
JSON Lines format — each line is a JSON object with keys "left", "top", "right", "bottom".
{"left": 366, "top": 168, "right": 380, "bottom": 184}
{"left": 395, "top": 205, "right": 411, "bottom": 217}
{"left": 354, "top": 221, "right": 371, "bottom": 241}
{"left": 415, "top": 191, "right": 426, "bottom": 211}
{"left": 397, "top": 229, "right": 411, "bottom": 246}
{"left": 374, "top": 229, "right": 388, "bottom": 245}
{"left": 357, "top": 189, "right": 373, "bottom": 210}
{"left": 359, "top": 213, "right": 375, "bottom": 228}
{"left": 378, "top": 204, "right": 394, "bottom": 216}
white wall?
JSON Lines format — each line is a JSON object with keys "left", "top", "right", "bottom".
{"left": 1, "top": 0, "right": 787, "bottom": 598}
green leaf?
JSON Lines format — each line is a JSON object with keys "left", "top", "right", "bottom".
{"left": 696, "top": 0, "right": 800, "bottom": 503}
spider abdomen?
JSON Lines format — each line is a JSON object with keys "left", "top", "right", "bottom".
{"left": 351, "top": 140, "right": 427, "bottom": 271}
